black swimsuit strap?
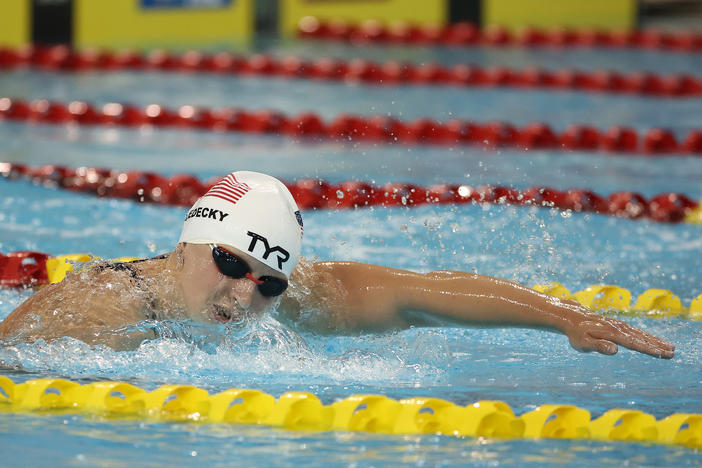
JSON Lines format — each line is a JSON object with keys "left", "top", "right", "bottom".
{"left": 103, "top": 262, "right": 141, "bottom": 281}
{"left": 94, "top": 254, "right": 169, "bottom": 320}
{"left": 95, "top": 253, "right": 168, "bottom": 287}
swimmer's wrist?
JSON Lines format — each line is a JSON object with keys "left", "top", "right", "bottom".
{"left": 543, "top": 298, "right": 592, "bottom": 335}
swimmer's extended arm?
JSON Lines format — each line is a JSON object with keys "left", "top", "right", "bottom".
{"left": 292, "top": 261, "right": 674, "bottom": 359}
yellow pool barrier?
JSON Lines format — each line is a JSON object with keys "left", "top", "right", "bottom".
{"left": 533, "top": 283, "right": 702, "bottom": 321}
{"left": 46, "top": 254, "right": 143, "bottom": 284}
{"left": 0, "top": 375, "right": 700, "bottom": 450}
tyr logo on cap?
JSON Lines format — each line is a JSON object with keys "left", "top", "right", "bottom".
{"left": 246, "top": 231, "right": 290, "bottom": 270}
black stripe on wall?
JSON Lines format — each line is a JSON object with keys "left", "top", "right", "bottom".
{"left": 255, "top": 0, "right": 279, "bottom": 37}
{"left": 32, "top": 0, "right": 73, "bottom": 45}
{"left": 449, "top": 0, "right": 481, "bottom": 25}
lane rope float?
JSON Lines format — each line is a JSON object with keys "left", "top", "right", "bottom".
{"left": 0, "top": 375, "right": 700, "bottom": 449}
{"left": 296, "top": 17, "right": 702, "bottom": 54}
{"left": 2, "top": 45, "right": 702, "bottom": 99}
{"left": 2, "top": 162, "right": 701, "bottom": 224}
{"left": 532, "top": 283, "right": 702, "bottom": 321}
{"left": 1, "top": 97, "right": 702, "bottom": 156}
{"left": 1, "top": 249, "right": 700, "bottom": 322}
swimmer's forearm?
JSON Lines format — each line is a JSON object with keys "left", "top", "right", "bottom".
{"left": 401, "top": 271, "right": 674, "bottom": 358}
{"left": 401, "top": 272, "right": 586, "bottom": 332}
{"left": 311, "top": 262, "right": 583, "bottom": 332}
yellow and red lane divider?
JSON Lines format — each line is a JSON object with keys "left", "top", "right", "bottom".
{"left": 2, "top": 162, "right": 701, "bottom": 224}
{"left": 0, "top": 252, "right": 140, "bottom": 288}
{"left": 2, "top": 45, "right": 702, "bottom": 99}
{"left": 1, "top": 249, "right": 701, "bottom": 322}
{"left": 296, "top": 17, "right": 702, "bottom": 54}
{"left": 0, "top": 375, "right": 700, "bottom": 449}
{"left": 1, "top": 97, "right": 701, "bottom": 156}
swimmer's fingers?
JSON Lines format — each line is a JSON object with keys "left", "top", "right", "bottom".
{"left": 597, "top": 319, "right": 674, "bottom": 359}
{"left": 577, "top": 319, "right": 675, "bottom": 359}
{"left": 568, "top": 323, "right": 618, "bottom": 355}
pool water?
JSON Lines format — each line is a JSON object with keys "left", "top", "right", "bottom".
{"left": 1, "top": 40, "right": 702, "bottom": 467}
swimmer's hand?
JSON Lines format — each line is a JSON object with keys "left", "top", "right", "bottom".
{"left": 565, "top": 316, "right": 675, "bottom": 359}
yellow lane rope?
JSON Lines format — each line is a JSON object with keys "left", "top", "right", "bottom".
{"left": 533, "top": 283, "right": 702, "bottom": 320}
{"left": 0, "top": 376, "right": 700, "bottom": 449}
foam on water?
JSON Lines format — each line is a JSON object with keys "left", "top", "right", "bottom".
{"left": 2, "top": 309, "right": 697, "bottom": 414}
{"left": 0, "top": 311, "right": 450, "bottom": 393}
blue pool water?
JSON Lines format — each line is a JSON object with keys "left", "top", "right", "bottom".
{"left": 1, "top": 41, "right": 702, "bottom": 466}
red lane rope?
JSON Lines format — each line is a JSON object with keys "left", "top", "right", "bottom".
{"left": 1, "top": 97, "right": 701, "bottom": 156}
{"left": 0, "top": 250, "right": 50, "bottom": 288}
{"left": 1, "top": 45, "right": 702, "bottom": 99}
{"left": 1, "top": 162, "right": 698, "bottom": 224}
{"left": 297, "top": 17, "right": 702, "bottom": 53}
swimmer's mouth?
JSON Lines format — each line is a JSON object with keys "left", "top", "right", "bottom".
{"left": 212, "top": 305, "right": 232, "bottom": 323}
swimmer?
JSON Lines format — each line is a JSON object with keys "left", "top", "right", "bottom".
{"left": 0, "top": 171, "right": 675, "bottom": 358}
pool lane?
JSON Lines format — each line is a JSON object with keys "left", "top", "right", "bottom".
{"left": 2, "top": 123, "right": 702, "bottom": 200}
{"left": 262, "top": 39, "right": 702, "bottom": 75}
{"left": 2, "top": 70, "right": 701, "bottom": 136}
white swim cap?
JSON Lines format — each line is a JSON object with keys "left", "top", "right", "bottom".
{"left": 178, "top": 171, "right": 303, "bottom": 277}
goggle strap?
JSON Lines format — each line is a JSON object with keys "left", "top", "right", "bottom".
{"left": 245, "top": 272, "right": 264, "bottom": 285}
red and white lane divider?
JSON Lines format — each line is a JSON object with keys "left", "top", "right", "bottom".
{"left": 2, "top": 162, "right": 699, "bottom": 224}
{"left": 1, "top": 45, "right": 701, "bottom": 98}
{"left": 1, "top": 97, "right": 701, "bottom": 156}
{"left": 297, "top": 17, "right": 702, "bottom": 53}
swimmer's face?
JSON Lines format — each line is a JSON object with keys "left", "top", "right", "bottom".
{"left": 176, "top": 243, "right": 284, "bottom": 324}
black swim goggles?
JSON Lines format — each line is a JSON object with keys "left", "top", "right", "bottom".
{"left": 209, "top": 244, "right": 288, "bottom": 297}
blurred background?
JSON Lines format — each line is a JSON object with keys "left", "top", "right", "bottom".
{"left": 2, "top": 0, "right": 701, "bottom": 50}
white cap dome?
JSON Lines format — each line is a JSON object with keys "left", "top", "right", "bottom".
{"left": 178, "top": 171, "right": 303, "bottom": 277}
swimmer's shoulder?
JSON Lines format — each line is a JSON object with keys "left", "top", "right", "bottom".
{"left": 12, "top": 258, "right": 149, "bottom": 318}
{"left": 280, "top": 256, "right": 352, "bottom": 330}
{"left": 71, "top": 253, "right": 168, "bottom": 288}
{"left": 288, "top": 256, "right": 339, "bottom": 288}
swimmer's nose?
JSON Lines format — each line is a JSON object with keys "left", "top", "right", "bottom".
{"left": 229, "top": 276, "right": 256, "bottom": 309}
